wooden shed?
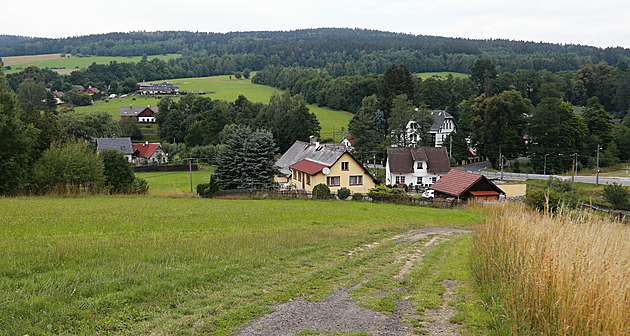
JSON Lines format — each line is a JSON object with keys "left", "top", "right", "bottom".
{"left": 429, "top": 170, "right": 504, "bottom": 201}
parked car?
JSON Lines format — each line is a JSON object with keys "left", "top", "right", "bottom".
{"left": 422, "top": 189, "right": 435, "bottom": 198}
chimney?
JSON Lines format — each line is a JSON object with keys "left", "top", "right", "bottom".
{"left": 309, "top": 136, "right": 319, "bottom": 147}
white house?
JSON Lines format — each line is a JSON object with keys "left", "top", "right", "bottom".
{"left": 385, "top": 146, "right": 451, "bottom": 189}
{"left": 132, "top": 142, "right": 168, "bottom": 165}
{"left": 397, "top": 110, "right": 457, "bottom": 147}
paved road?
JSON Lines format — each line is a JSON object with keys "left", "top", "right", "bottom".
{"left": 467, "top": 168, "right": 630, "bottom": 186}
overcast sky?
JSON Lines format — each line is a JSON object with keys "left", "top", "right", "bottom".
{"left": 4, "top": 0, "right": 629, "bottom": 48}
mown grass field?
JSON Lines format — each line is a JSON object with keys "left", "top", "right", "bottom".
{"left": 0, "top": 197, "right": 482, "bottom": 335}
{"left": 417, "top": 72, "right": 470, "bottom": 79}
{"left": 3, "top": 54, "right": 181, "bottom": 75}
{"left": 137, "top": 169, "right": 214, "bottom": 196}
{"left": 75, "top": 75, "right": 353, "bottom": 143}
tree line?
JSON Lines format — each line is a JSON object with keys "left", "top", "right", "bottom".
{"left": 2, "top": 29, "right": 630, "bottom": 74}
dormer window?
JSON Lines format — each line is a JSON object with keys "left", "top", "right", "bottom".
{"left": 417, "top": 161, "right": 423, "bottom": 169}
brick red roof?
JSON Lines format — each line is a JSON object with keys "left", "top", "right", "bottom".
{"left": 290, "top": 159, "right": 328, "bottom": 175}
{"left": 132, "top": 143, "right": 160, "bottom": 158}
{"left": 430, "top": 170, "right": 481, "bottom": 197}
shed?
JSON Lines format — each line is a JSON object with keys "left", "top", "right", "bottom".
{"left": 429, "top": 170, "right": 504, "bottom": 201}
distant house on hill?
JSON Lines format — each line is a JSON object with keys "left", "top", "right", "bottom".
{"left": 132, "top": 142, "right": 168, "bottom": 165}
{"left": 84, "top": 86, "right": 100, "bottom": 95}
{"left": 140, "top": 82, "right": 179, "bottom": 95}
{"left": 71, "top": 84, "right": 85, "bottom": 91}
{"left": 119, "top": 105, "right": 158, "bottom": 123}
{"left": 51, "top": 91, "right": 64, "bottom": 104}
{"left": 385, "top": 146, "right": 451, "bottom": 189}
{"left": 96, "top": 137, "right": 134, "bottom": 162}
{"left": 393, "top": 110, "right": 457, "bottom": 148}
{"left": 276, "top": 137, "right": 376, "bottom": 194}
{"left": 429, "top": 170, "right": 504, "bottom": 201}
{"left": 137, "top": 81, "right": 151, "bottom": 90}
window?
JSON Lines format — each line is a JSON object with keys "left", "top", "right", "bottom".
{"left": 417, "top": 176, "right": 422, "bottom": 184}
{"left": 416, "top": 161, "right": 423, "bottom": 169}
{"left": 306, "top": 175, "right": 311, "bottom": 185}
{"left": 431, "top": 177, "right": 437, "bottom": 184}
{"left": 341, "top": 162, "right": 349, "bottom": 171}
{"left": 395, "top": 176, "right": 406, "bottom": 184}
{"left": 349, "top": 176, "right": 363, "bottom": 185}
{"left": 326, "top": 176, "right": 340, "bottom": 186}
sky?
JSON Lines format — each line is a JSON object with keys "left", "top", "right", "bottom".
{"left": 4, "top": 0, "right": 630, "bottom": 48}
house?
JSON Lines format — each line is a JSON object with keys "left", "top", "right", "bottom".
{"left": 137, "top": 81, "right": 151, "bottom": 90}
{"left": 84, "top": 86, "right": 100, "bottom": 95}
{"left": 51, "top": 91, "right": 64, "bottom": 104}
{"left": 96, "top": 137, "right": 134, "bottom": 162}
{"left": 132, "top": 142, "right": 168, "bottom": 165}
{"left": 119, "top": 105, "right": 159, "bottom": 123}
{"left": 276, "top": 137, "right": 377, "bottom": 194}
{"left": 429, "top": 170, "right": 504, "bottom": 201}
{"left": 385, "top": 146, "right": 451, "bottom": 189}
{"left": 71, "top": 84, "right": 85, "bottom": 91}
{"left": 395, "top": 110, "right": 457, "bottom": 147}
{"left": 140, "top": 82, "right": 179, "bottom": 95}
{"left": 340, "top": 137, "right": 354, "bottom": 150}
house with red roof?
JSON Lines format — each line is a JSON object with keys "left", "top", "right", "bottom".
{"left": 276, "top": 137, "right": 377, "bottom": 194}
{"left": 429, "top": 170, "right": 504, "bottom": 201}
{"left": 132, "top": 142, "right": 168, "bottom": 165}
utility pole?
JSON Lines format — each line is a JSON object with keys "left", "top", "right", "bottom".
{"left": 571, "top": 153, "right": 578, "bottom": 188}
{"left": 543, "top": 153, "right": 549, "bottom": 177}
{"left": 373, "top": 151, "right": 377, "bottom": 177}
{"left": 449, "top": 136, "right": 453, "bottom": 159}
{"left": 596, "top": 144, "right": 601, "bottom": 187}
{"left": 188, "top": 158, "right": 193, "bottom": 194}
{"left": 499, "top": 144, "right": 503, "bottom": 180}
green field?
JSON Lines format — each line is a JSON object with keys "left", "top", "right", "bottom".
{"left": 0, "top": 197, "right": 483, "bottom": 335}
{"left": 75, "top": 75, "right": 353, "bottom": 142}
{"left": 137, "top": 169, "right": 214, "bottom": 195}
{"left": 4, "top": 54, "right": 181, "bottom": 75}
{"left": 417, "top": 72, "right": 470, "bottom": 79}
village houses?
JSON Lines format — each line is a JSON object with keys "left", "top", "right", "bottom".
{"left": 385, "top": 146, "right": 451, "bottom": 190}
{"left": 395, "top": 109, "right": 457, "bottom": 147}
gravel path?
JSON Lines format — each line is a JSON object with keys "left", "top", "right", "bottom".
{"left": 235, "top": 228, "right": 472, "bottom": 336}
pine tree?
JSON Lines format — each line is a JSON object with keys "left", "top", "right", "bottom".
{"left": 216, "top": 126, "right": 278, "bottom": 190}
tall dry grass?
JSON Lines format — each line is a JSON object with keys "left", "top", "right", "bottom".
{"left": 473, "top": 203, "right": 630, "bottom": 335}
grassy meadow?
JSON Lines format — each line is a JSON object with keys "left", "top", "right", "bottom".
{"left": 472, "top": 203, "right": 630, "bottom": 335}
{"left": 75, "top": 75, "right": 354, "bottom": 143}
{"left": 137, "top": 169, "right": 214, "bottom": 196}
{"left": 417, "top": 72, "right": 470, "bottom": 79}
{"left": 0, "top": 197, "right": 481, "bottom": 335}
{"left": 3, "top": 54, "right": 181, "bottom": 75}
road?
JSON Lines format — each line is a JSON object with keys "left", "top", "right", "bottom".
{"left": 464, "top": 162, "right": 630, "bottom": 186}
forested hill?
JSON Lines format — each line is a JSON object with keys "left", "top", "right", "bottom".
{"left": 0, "top": 34, "right": 33, "bottom": 48}
{"left": 2, "top": 28, "right": 629, "bottom": 73}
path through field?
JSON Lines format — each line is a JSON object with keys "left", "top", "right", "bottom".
{"left": 236, "top": 227, "right": 473, "bottom": 336}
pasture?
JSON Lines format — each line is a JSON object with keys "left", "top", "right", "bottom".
{"left": 137, "top": 169, "right": 214, "bottom": 196}
{"left": 0, "top": 197, "right": 482, "bottom": 335}
{"left": 3, "top": 54, "right": 181, "bottom": 75}
{"left": 75, "top": 75, "right": 353, "bottom": 142}
{"left": 417, "top": 72, "right": 470, "bottom": 79}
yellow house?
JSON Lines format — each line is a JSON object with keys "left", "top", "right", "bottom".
{"left": 276, "top": 138, "right": 377, "bottom": 194}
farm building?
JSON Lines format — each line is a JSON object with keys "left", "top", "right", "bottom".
{"left": 132, "top": 142, "right": 168, "bottom": 165}
{"left": 119, "top": 105, "right": 158, "bottom": 123}
{"left": 140, "top": 82, "right": 179, "bottom": 95}
{"left": 429, "top": 169, "right": 504, "bottom": 201}
{"left": 276, "top": 137, "right": 376, "bottom": 194}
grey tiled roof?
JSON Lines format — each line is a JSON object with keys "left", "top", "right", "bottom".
{"left": 428, "top": 110, "right": 454, "bottom": 131}
{"left": 119, "top": 106, "right": 158, "bottom": 117}
{"left": 276, "top": 141, "right": 347, "bottom": 177}
{"left": 96, "top": 137, "right": 134, "bottom": 155}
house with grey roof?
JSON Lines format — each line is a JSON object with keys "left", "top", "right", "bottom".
{"left": 119, "top": 105, "right": 159, "bottom": 123}
{"left": 140, "top": 82, "right": 179, "bottom": 95}
{"left": 385, "top": 146, "right": 451, "bottom": 189}
{"left": 393, "top": 110, "right": 457, "bottom": 148}
{"left": 96, "top": 137, "right": 134, "bottom": 162}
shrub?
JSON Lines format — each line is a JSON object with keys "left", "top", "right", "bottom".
{"left": 312, "top": 183, "right": 331, "bottom": 200}
{"left": 132, "top": 177, "right": 149, "bottom": 194}
{"left": 100, "top": 149, "right": 135, "bottom": 193}
{"left": 352, "top": 193, "right": 364, "bottom": 201}
{"left": 367, "top": 185, "right": 406, "bottom": 203}
{"left": 337, "top": 187, "right": 351, "bottom": 200}
{"left": 602, "top": 183, "right": 630, "bottom": 210}
{"left": 197, "top": 175, "right": 220, "bottom": 197}
{"left": 525, "top": 188, "right": 562, "bottom": 211}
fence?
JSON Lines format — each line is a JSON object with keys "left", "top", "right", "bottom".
{"left": 578, "top": 203, "right": 630, "bottom": 223}
{"left": 133, "top": 164, "right": 198, "bottom": 173}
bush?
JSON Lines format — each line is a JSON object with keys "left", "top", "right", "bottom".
{"left": 100, "top": 149, "right": 135, "bottom": 193}
{"left": 132, "top": 177, "right": 149, "bottom": 194}
{"left": 352, "top": 193, "right": 364, "bottom": 201}
{"left": 525, "top": 188, "right": 562, "bottom": 211}
{"left": 602, "top": 183, "right": 630, "bottom": 210}
{"left": 197, "top": 174, "right": 220, "bottom": 197}
{"left": 367, "top": 185, "right": 406, "bottom": 203}
{"left": 337, "top": 187, "right": 351, "bottom": 200}
{"left": 312, "top": 183, "right": 331, "bottom": 200}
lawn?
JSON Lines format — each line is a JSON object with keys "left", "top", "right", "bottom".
{"left": 0, "top": 197, "right": 482, "bottom": 335}
{"left": 3, "top": 54, "right": 181, "bottom": 75}
{"left": 137, "top": 169, "right": 214, "bottom": 195}
{"left": 417, "top": 72, "right": 470, "bottom": 79}
{"left": 74, "top": 75, "right": 353, "bottom": 143}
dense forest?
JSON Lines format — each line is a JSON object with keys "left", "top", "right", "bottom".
{"left": 2, "top": 29, "right": 630, "bottom": 74}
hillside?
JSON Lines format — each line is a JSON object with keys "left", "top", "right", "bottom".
{"left": 2, "top": 28, "right": 629, "bottom": 74}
